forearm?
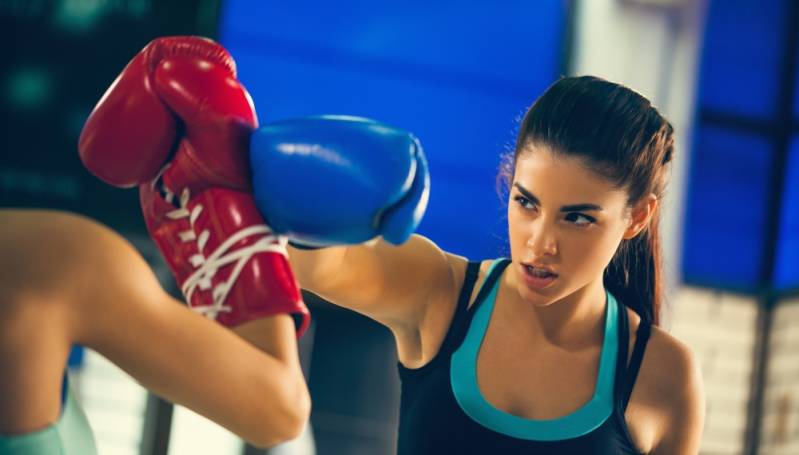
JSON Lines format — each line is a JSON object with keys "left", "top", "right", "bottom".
{"left": 1, "top": 211, "right": 308, "bottom": 445}
{"left": 58, "top": 215, "right": 311, "bottom": 447}
{"left": 83, "top": 292, "right": 310, "bottom": 447}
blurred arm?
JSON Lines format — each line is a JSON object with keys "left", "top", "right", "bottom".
{"left": 0, "top": 210, "right": 309, "bottom": 448}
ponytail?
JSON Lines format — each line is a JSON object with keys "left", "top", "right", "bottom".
{"left": 604, "top": 209, "right": 663, "bottom": 325}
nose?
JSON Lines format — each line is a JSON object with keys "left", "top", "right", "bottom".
{"left": 526, "top": 225, "right": 558, "bottom": 257}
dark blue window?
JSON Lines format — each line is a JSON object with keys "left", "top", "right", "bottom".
{"left": 684, "top": 0, "right": 798, "bottom": 292}
{"left": 683, "top": 127, "right": 774, "bottom": 290}
{"left": 699, "top": 0, "right": 786, "bottom": 119}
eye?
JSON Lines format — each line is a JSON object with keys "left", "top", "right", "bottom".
{"left": 513, "top": 195, "right": 536, "bottom": 210}
{"left": 565, "top": 212, "right": 595, "bottom": 227}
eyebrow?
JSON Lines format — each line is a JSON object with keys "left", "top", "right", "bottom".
{"left": 513, "top": 183, "right": 604, "bottom": 212}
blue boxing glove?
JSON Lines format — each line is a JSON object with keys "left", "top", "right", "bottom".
{"left": 250, "top": 115, "right": 429, "bottom": 247}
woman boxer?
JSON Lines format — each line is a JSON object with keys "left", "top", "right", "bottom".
{"left": 286, "top": 76, "right": 705, "bottom": 454}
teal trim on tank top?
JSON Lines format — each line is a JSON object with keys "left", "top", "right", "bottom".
{"left": 0, "top": 380, "right": 98, "bottom": 455}
{"left": 450, "top": 258, "right": 619, "bottom": 441}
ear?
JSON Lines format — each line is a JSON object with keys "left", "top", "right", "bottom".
{"left": 623, "top": 194, "right": 658, "bottom": 240}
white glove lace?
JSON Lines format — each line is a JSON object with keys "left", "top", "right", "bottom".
{"left": 164, "top": 186, "right": 288, "bottom": 320}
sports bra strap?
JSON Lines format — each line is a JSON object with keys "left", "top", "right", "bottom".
{"left": 621, "top": 322, "right": 651, "bottom": 409}
{"left": 468, "top": 259, "right": 511, "bottom": 314}
{"left": 435, "top": 261, "right": 481, "bottom": 356}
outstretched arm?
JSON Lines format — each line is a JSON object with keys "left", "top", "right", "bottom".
{"left": 287, "top": 236, "right": 458, "bottom": 331}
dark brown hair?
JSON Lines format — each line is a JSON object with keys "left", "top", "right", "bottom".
{"left": 500, "top": 75, "right": 674, "bottom": 325}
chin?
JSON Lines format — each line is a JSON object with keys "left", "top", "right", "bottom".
{"left": 514, "top": 275, "right": 558, "bottom": 306}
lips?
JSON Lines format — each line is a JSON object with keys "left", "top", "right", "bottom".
{"left": 522, "top": 262, "right": 558, "bottom": 277}
{"left": 519, "top": 262, "right": 558, "bottom": 290}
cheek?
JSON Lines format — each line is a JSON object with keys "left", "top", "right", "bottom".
{"left": 558, "top": 227, "right": 618, "bottom": 264}
{"left": 507, "top": 208, "right": 524, "bottom": 242}
{"left": 563, "top": 228, "right": 624, "bottom": 271}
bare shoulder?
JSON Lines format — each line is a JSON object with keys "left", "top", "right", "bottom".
{"left": 0, "top": 208, "right": 127, "bottom": 253}
{"left": 645, "top": 325, "right": 704, "bottom": 397}
{"left": 1, "top": 209, "right": 116, "bottom": 292}
{"left": 397, "top": 248, "right": 464, "bottom": 367}
{"left": 440, "top": 254, "right": 497, "bottom": 309}
{"left": 0, "top": 209, "right": 161, "bottom": 313}
{"left": 641, "top": 325, "right": 706, "bottom": 454}
{"left": 0, "top": 209, "right": 156, "bottom": 367}
{"left": 404, "top": 254, "right": 494, "bottom": 368}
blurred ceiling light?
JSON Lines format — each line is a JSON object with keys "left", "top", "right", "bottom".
{"left": 53, "top": 0, "right": 108, "bottom": 32}
{"left": 5, "top": 67, "right": 52, "bottom": 111}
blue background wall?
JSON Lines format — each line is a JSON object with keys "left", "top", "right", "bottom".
{"left": 683, "top": 0, "right": 799, "bottom": 292}
{"left": 218, "top": 0, "right": 568, "bottom": 260}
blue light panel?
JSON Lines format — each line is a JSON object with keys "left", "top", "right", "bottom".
{"left": 682, "top": 127, "right": 775, "bottom": 290}
{"left": 699, "top": 0, "right": 786, "bottom": 119}
{"left": 774, "top": 138, "right": 799, "bottom": 290}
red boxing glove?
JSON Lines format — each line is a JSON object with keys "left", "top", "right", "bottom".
{"left": 78, "top": 38, "right": 222, "bottom": 186}
{"left": 79, "top": 36, "right": 309, "bottom": 336}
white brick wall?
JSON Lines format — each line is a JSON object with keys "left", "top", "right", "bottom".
{"left": 759, "top": 296, "right": 799, "bottom": 455}
{"left": 669, "top": 286, "right": 759, "bottom": 455}
{"left": 168, "top": 406, "right": 243, "bottom": 455}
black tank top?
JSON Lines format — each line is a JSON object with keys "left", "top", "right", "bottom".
{"left": 396, "top": 260, "right": 651, "bottom": 454}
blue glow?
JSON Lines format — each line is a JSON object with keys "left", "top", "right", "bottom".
{"left": 774, "top": 139, "right": 799, "bottom": 290}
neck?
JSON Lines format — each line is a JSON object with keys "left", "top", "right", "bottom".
{"left": 502, "top": 272, "right": 608, "bottom": 351}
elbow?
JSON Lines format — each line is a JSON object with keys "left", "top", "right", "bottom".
{"left": 279, "top": 380, "right": 312, "bottom": 442}
{"left": 245, "top": 375, "right": 312, "bottom": 448}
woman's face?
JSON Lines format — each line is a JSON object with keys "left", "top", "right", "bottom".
{"left": 507, "top": 146, "right": 643, "bottom": 306}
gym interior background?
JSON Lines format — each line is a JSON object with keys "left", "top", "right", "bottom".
{"left": 2, "top": 0, "right": 798, "bottom": 454}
